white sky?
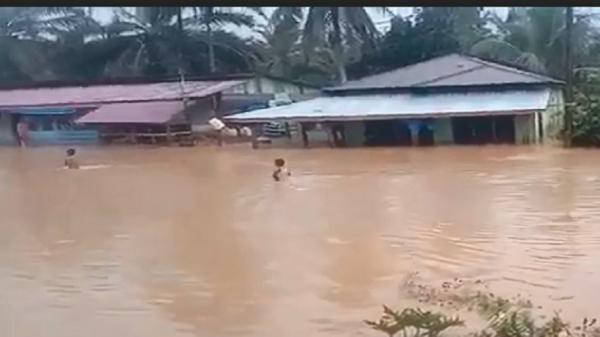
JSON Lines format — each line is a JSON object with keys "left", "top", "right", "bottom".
{"left": 91, "top": 7, "right": 599, "bottom": 38}
{"left": 90, "top": 7, "right": 510, "bottom": 35}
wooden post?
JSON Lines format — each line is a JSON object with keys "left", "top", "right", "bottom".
{"left": 533, "top": 112, "right": 540, "bottom": 144}
{"left": 217, "top": 129, "right": 224, "bottom": 147}
{"left": 300, "top": 123, "right": 309, "bottom": 148}
{"left": 285, "top": 122, "right": 292, "bottom": 139}
{"left": 166, "top": 125, "right": 173, "bottom": 145}
{"left": 408, "top": 121, "right": 420, "bottom": 146}
{"left": 129, "top": 126, "right": 136, "bottom": 144}
{"left": 251, "top": 124, "right": 259, "bottom": 149}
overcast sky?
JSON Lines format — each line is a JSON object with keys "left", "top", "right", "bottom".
{"left": 91, "top": 6, "right": 510, "bottom": 32}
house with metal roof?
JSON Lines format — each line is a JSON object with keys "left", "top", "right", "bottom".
{"left": 0, "top": 74, "right": 318, "bottom": 146}
{"left": 226, "top": 54, "right": 565, "bottom": 147}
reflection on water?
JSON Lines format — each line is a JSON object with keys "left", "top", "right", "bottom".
{"left": 2, "top": 145, "right": 600, "bottom": 336}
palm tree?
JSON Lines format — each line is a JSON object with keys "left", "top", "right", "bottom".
{"left": 251, "top": 8, "right": 304, "bottom": 78}
{"left": 0, "top": 7, "right": 88, "bottom": 82}
{"left": 101, "top": 7, "right": 254, "bottom": 77}
{"left": 470, "top": 7, "right": 593, "bottom": 77}
{"left": 271, "top": 7, "right": 384, "bottom": 83}
{"left": 187, "top": 7, "right": 259, "bottom": 74}
{"left": 304, "top": 7, "right": 384, "bottom": 83}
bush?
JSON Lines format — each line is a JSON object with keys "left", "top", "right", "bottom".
{"left": 366, "top": 276, "right": 600, "bottom": 337}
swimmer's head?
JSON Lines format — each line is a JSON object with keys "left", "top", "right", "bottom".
{"left": 66, "top": 148, "right": 76, "bottom": 157}
{"left": 274, "top": 158, "right": 285, "bottom": 168}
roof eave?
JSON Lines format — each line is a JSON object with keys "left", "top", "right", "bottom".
{"left": 226, "top": 108, "right": 544, "bottom": 124}
{"left": 323, "top": 82, "right": 563, "bottom": 94}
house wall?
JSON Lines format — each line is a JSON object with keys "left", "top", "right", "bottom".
{"left": 432, "top": 118, "right": 453, "bottom": 144}
{"left": 0, "top": 112, "right": 15, "bottom": 145}
{"left": 541, "top": 88, "right": 565, "bottom": 143}
{"left": 514, "top": 114, "right": 535, "bottom": 144}
{"left": 223, "top": 77, "right": 317, "bottom": 95}
{"left": 186, "top": 96, "right": 217, "bottom": 132}
{"left": 344, "top": 121, "right": 366, "bottom": 146}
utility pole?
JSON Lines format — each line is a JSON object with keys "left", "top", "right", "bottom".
{"left": 564, "top": 6, "right": 574, "bottom": 147}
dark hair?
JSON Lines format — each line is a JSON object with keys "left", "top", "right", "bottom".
{"left": 66, "top": 148, "right": 76, "bottom": 156}
{"left": 274, "top": 158, "right": 285, "bottom": 167}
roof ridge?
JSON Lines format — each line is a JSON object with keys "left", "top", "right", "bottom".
{"left": 463, "top": 55, "right": 559, "bottom": 82}
{"left": 340, "top": 53, "right": 463, "bottom": 86}
{"left": 412, "top": 64, "right": 486, "bottom": 87}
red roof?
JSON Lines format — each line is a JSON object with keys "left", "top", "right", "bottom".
{"left": 77, "top": 101, "right": 185, "bottom": 124}
{"left": 0, "top": 80, "right": 245, "bottom": 108}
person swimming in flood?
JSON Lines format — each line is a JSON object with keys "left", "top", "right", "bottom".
{"left": 64, "top": 148, "right": 79, "bottom": 169}
{"left": 272, "top": 158, "right": 291, "bottom": 182}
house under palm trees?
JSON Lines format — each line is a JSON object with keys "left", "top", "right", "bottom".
{"left": 226, "top": 54, "right": 565, "bottom": 147}
{"left": 0, "top": 74, "right": 317, "bottom": 145}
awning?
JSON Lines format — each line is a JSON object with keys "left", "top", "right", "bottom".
{"left": 77, "top": 101, "right": 186, "bottom": 124}
{"left": 225, "top": 89, "right": 551, "bottom": 123}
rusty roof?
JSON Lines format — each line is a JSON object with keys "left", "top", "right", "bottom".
{"left": 326, "top": 54, "right": 562, "bottom": 93}
{"left": 77, "top": 101, "right": 186, "bottom": 124}
{"left": 0, "top": 80, "right": 245, "bottom": 108}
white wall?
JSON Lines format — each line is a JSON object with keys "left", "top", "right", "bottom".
{"left": 514, "top": 114, "right": 534, "bottom": 144}
{"left": 223, "top": 77, "right": 317, "bottom": 95}
{"left": 343, "top": 121, "right": 366, "bottom": 146}
{"left": 433, "top": 118, "right": 453, "bottom": 144}
{"left": 541, "top": 88, "right": 565, "bottom": 143}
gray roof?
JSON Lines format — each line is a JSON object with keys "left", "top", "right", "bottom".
{"left": 326, "top": 54, "right": 563, "bottom": 92}
{"left": 226, "top": 89, "right": 551, "bottom": 123}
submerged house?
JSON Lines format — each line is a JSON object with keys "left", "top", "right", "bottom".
{"left": 226, "top": 54, "right": 565, "bottom": 147}
{"left": 0, "top": 74, "right": 317, "bottom": 146}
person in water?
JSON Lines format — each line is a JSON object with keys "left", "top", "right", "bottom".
{"left": 16, "top": 118, "right": 29, "bottom": 148}
{"left": 272, "top": 158, "right": 291, "bottom": 181}
{"left": 64, "top": 148, "right": 79, "bottom": 169}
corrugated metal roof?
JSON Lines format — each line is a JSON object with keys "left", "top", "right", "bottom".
{"left": 0, "top": 80, "right": 245, "bottom": 108}
{"left": 326, "top": 54, "right": 562, "bottom": 92}
{"left": 226, "top": 89, "right": 551, "bottom": 123}
{"left": 77, "top": 101, "right": 185, "bottom": 124}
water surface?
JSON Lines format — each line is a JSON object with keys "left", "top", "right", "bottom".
{"left": 1, "top": 145, "right": 600, "bottom": 337}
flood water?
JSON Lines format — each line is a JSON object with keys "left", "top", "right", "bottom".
{"left": 2, "top": 145, "right": 600, "bottom": 337}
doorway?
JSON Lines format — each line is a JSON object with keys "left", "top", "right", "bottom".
{"left": 364, "top": 120, "right": 412, "bottom": 146}
{"left": 451, "top": 115, "right": 516, "bottom": 144}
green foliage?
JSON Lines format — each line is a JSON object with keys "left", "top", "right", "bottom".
{"left": 470, "top": 7, "right": 595, "bottom": 78}
{"left": 372, "top": 276, "right": 600, "bottom": 337}
{"left": 2, "top": 6, "right": 600, "bottom": 91}
{"left": 349, "top": 7, "right": 489, "bottom": 78}
{"left": 365, "top": 305, "right": 464, "bottom": 337}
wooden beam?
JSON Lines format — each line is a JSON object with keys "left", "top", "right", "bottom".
{"left": 300, "top": 123, "right": 309, "bottom": 148}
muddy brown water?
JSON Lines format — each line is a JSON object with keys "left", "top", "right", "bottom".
{"left": 2, "top": 145, "right": 600, "bottom": 337}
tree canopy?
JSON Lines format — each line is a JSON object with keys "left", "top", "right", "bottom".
{"left": 1, "top": 7, "right": 599, "bottom": 87}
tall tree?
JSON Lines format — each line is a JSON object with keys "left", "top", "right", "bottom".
{"left": 0, "top": 7, "right": 88, "bottom": 82}
{"left": 470, "top": 7, "right": 593, "bottom": 77}
{"left": 302, "top": 7, "right": 382, "bottom": 83}
{"left": 564, "top": 7, "right": 574, "bottom": 147}
{"left": 187, "top": 7, "right": 259, "bottom": 74}
{"left": 348, "top": 7, "right": 489, "bottom": 78}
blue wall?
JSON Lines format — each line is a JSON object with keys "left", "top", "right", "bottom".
{"left": 28, "top": 130, "right": 99, "bottom": 146}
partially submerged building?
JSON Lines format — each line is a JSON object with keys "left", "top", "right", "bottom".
{"left": 0, "top": 74, "right": 317, "bottom": 145}
{"left": 226, "top": 54, "right": 565, "bottom": 147}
